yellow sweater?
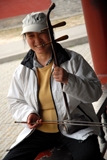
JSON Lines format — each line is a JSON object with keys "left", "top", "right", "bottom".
{"left": 37, "top": 61, "right": 59, "bottom": 133}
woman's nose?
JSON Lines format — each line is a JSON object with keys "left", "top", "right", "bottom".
{"left": 34, "top": 34, "right": 42, "bottom": 44}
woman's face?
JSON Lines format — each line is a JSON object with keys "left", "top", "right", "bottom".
{"left": 25, "top": 31, "right": 51, "bottom": 56}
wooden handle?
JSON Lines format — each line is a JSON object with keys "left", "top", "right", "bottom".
{"left": 52, "top": 21, "right": 66, "bottom": 28}
{"left": 56, "top": 35, "right": 69, "bottom": 42}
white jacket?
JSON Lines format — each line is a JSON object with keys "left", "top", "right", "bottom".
{"left": 7, "top": 44, "right": 102, "bottom": 149}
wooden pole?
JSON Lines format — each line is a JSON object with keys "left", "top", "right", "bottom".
{"left": 81, "top": 0, "right": 107, "bottom": 84}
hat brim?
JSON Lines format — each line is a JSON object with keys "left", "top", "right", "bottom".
{"left": 21, "top": 23, "right": 47, "bottom": 35}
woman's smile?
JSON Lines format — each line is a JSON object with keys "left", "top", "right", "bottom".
{"left": 34, "top": 43, "right": 46, "bottom": 48}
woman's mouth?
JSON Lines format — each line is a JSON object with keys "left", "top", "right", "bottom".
{"left": 34, "top": 42, "right": 51, "bottom": 48}
{"left": 35, "top": 44, "right": 45, "bottom": 48}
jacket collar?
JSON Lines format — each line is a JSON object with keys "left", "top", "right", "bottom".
{"left": 21, "top": 43, "right": 70, "bottom": 69}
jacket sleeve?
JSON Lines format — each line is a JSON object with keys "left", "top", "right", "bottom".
{"left": 7, "top": 67, "right": 38, "bottom": 123}
{"left": 63, "top": 52, "right": 102, "bottom": 103}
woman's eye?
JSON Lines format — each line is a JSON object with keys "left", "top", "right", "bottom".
{"left": 29, "top": 35, "right": 34, "bottom": 38}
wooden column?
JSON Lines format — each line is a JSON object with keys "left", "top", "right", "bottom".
{"left": 81, "top": 0, "right": 107, "bottom": 84}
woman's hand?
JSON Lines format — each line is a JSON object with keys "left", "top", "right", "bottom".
{"left": 27, "top": 113, "right": 42, "bottom": 129}
{"left": 53, "top": 66, "right": 68, "bottom": 84}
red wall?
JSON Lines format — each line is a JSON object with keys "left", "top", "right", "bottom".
{"left": 0, "top": 0, "right": 51, "bottom": 19}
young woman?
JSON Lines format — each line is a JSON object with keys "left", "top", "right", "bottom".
{"left": 3, "top": 12, "right": 105, "bottom": 160}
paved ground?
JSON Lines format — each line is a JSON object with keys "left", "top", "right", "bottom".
{"left": 51, "top": 0, "right": 83, "bottom": 19}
